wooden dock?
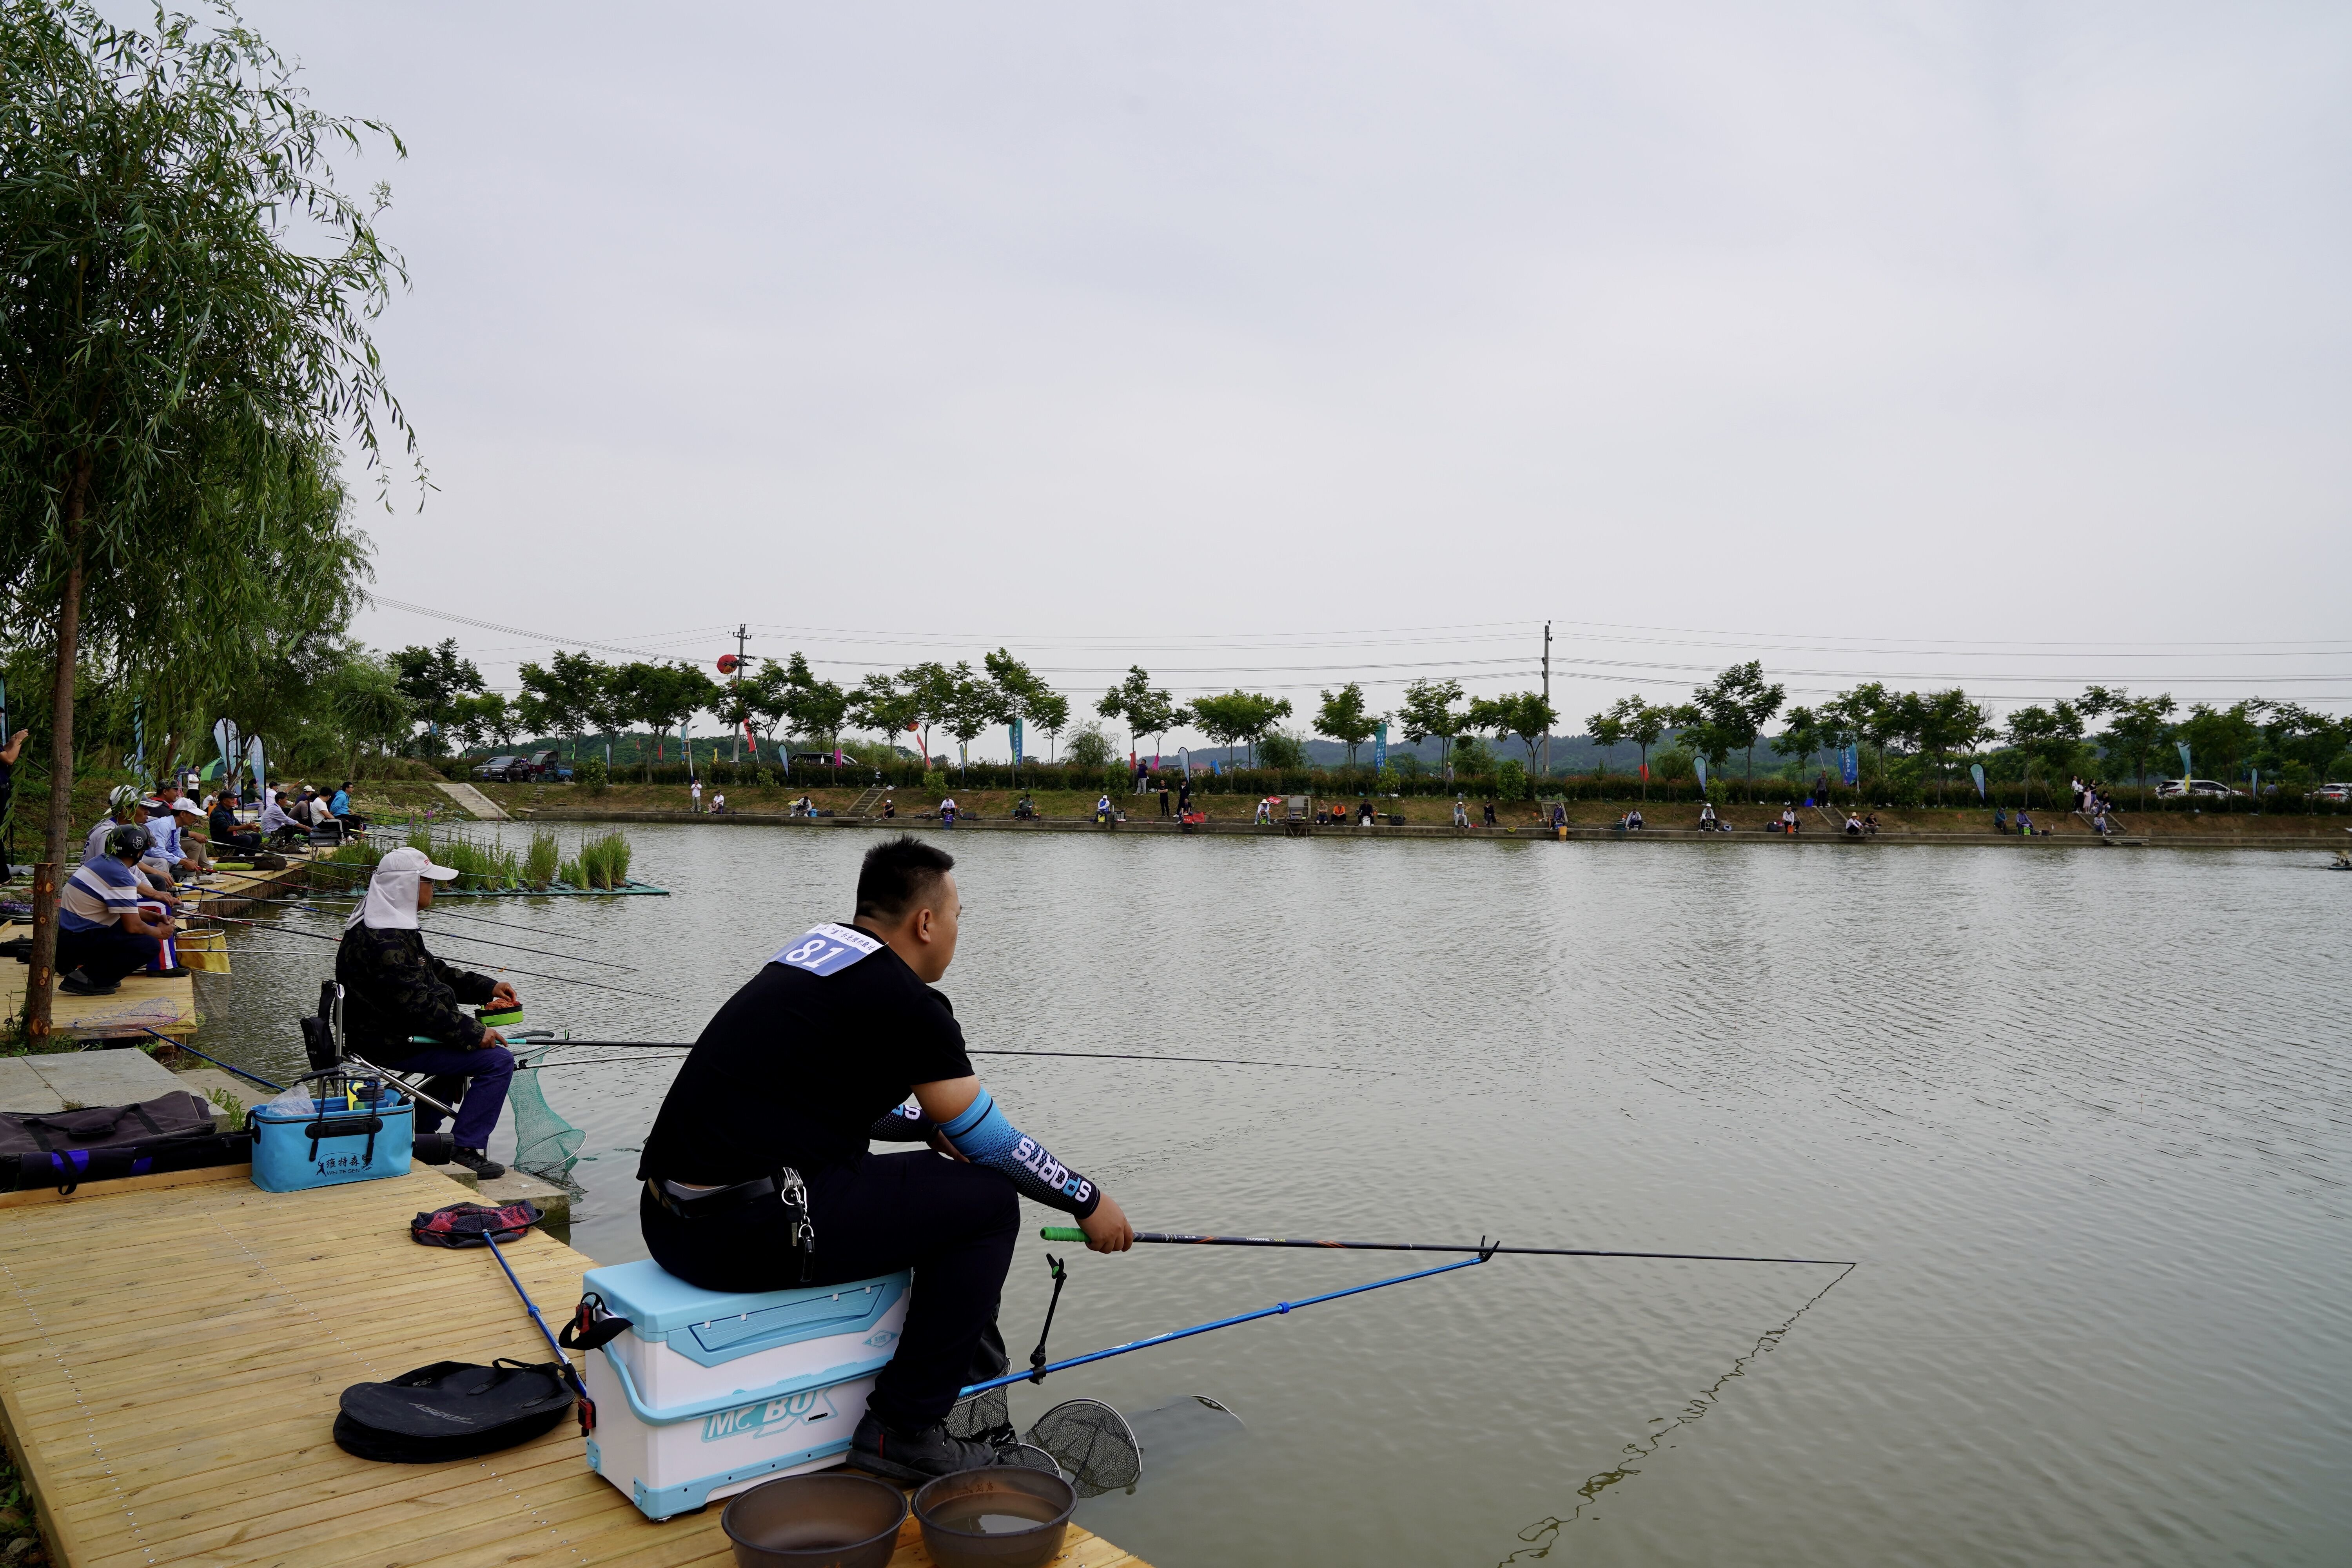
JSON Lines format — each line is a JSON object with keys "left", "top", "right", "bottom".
{"left": 0, "top": 846, "right": 348, "bottom": 1044}
{"left": 0, "top": 1164, "right": 1151, "bottom": 1568}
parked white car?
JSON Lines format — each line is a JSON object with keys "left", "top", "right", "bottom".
{"left": 2154, "top": 778, "right": 2243, "bottom": 800}
{"left": 2308, "top": 782, "right": 2352, "bottom": 804}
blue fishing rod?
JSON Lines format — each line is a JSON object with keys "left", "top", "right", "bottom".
{"left": 960, "top": 1242, "right": 1495, "bottom": 1397}
{"left": 481, "top": 1227, "right": 597, "bottom": 1434}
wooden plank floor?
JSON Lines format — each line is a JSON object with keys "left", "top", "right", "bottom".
{"left": 0, "top": 932, "right": 196, "bottom": 1043}
{"left": 0, "top": 1165, "right": 1150, "bottom": 1568}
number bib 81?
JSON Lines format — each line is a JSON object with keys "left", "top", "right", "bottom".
{"left": 768, "top": 922, "right": 883, "bottom": 977}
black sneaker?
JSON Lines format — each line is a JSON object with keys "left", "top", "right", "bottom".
{"left": 151, "top": 965, "right": 190, "bottom": 978}
{"left": 849, "top": 1411, "right": 1034, "bottom": 1482}
{"left": 59, "top": 969, "right": 119, "bottom": 996}
{"left": 450, "top": 1148, "right": 505, "bottom": 1179}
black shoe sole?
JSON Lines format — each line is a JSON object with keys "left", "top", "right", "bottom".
{"left": 846, "top": 1445, "right": 933, "bottom": 1484}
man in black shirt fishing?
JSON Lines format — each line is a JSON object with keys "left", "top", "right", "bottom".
{"left": 638, "top": 835, "right": 1133, "bottom": 1482}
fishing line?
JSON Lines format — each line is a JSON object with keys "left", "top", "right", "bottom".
{"left": 518, "top": 1040, "right": 1388, "bottom": 1074}
{"left": 1501, "top": 1258, "right": 1855, "bottom": 1562}
{"left": 232, "top": 895, "right": 637, "bottom": 969}
{"left": 1039, "top": 1228, "right": 1857, "bottom": 1269}
{"left": 297, "top": 867, "right": 645, "bottom": 937}
{"left": 201, "top": 914, "right": 681, "bottom": 1002}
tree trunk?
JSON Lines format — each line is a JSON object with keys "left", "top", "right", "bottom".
{"left": 28, "top": 487, "right": 88, "bottom": 1043}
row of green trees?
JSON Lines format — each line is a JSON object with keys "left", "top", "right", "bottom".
{"left": 1582, "top": 670, "right": 2349, "bottom": 805}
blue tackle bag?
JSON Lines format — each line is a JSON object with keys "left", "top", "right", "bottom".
{"left": 249, "top": 1077, "right": 416, "bottom": 1193}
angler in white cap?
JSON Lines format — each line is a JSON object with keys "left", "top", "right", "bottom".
{"left": 333, "top": 846, "right": 520, "bottom": 1178}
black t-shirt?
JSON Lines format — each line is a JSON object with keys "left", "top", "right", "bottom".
{"left": 637, "top": 928, "right": 973, "bottom": 1185}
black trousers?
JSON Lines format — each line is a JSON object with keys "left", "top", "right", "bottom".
{"left": 642, "top": 1150, "right": 1018, "bottom": 1428}
{"left": 57, "top": 924, "right": 160, "bottom": 985}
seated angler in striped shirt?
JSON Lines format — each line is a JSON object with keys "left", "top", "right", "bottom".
{"left": 56, "top": 826, "right": 179, "bottom": 996}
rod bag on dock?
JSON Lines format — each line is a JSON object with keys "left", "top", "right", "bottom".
{"left": 12, "top": 1132, "right": 253, "bottom": 1193}
{"left": 0, "top": 1092, "right": 224, "bottom": 1191}
{"left": 334, "top": 1359, "right": 575, "bottom": 1463}
{"left": 0, "top": 1091, "right": 217, "bottom": 1158}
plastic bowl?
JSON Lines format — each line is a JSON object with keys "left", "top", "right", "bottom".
{"left": 913, "top": 1465, "right": 1077, "bottom": 1568}
{"left": 720, "top": 1472, "right": 908, "bottom": 1568}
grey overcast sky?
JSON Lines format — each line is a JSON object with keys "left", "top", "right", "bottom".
{"left": 232, "top": 1, "right": 2350, "bottom": 744}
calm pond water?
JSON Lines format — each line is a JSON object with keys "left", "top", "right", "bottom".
{"left": 204, "top": 825, "right": 2352, "bottom": 1567}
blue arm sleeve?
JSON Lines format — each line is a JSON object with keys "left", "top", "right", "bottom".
{"left": 867, "top": 1102, "right": 935, "bottom": 1142}
{"left": 937, "top": 1087, "right": 1101, "bottom": 1218}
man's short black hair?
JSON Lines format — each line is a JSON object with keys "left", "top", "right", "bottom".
{"left": 856, "top": 835, "right": 955, "bottom": 921}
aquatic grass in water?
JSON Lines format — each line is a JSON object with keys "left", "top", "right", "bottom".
{"left": 405, "top": 825, "right": 522, "bottom": 890}
{"left": 573, "top": 831, "right": 632, "bottom": 889}
{"left": 524, "top": 829, "right": 561, "bottom": 890}
{"left": 325, "top": 839, "right": 386, "bottom": 870}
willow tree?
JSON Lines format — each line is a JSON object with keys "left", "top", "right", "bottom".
{"left": 0, "top": 2, "right": 410, "bottom": 1035}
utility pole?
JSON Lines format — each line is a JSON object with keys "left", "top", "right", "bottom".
{"left": 1541, "top": 620, "right": 1552, "bottom": 781}
{"left": 731, "top": 623, "right": 749, "bottom": 762}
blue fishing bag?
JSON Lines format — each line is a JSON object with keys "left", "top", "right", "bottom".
{"left": 249, "top": 1079, "right": 416, "bottom": 1193}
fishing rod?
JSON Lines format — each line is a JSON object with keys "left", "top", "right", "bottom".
{"left": 147, "top": 1029, "right": 464, "bottom": 1117}
{"left": 522, "top": 1040, "right": 1390, "bottom": 1074}
{"left": 481, "top": 1228, "right": 596, "bottom": 1433}
{"left": 1038, "top": 1228, "right": 1857, "bottom": 1269}
{"left": 229, "top": 895, "right": 638, "bottom": 970}
{"left": 200, "top": 913, "right": 681, "bottom": 1003}
{"left": 960, "top": 1247, "right": 1493, "bottom": 1398}
{"left": 151, "top": 1033, "right": 283, "bottom": 1093}
{"left": 292, "top": 870, "right": 640, "bottom": 939}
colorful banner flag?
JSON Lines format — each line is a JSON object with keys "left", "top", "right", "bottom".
{"left": 2176, "top": 741, "right": 2192, "bottom": 779}
{"left": 1009, "top": 718, "right": 1023, "bottom": 764}
{"left": 1840, "top": 744, "right": 1859, "bottom": 786}
{"left": 1694, "top": 757, "right": 1708, "bottom": 792}
{"left": 1374, "top": 721, "right": 1387, "bottom": 774}
{"left": 1970, "top": 762, "right": 1986, "bottom": 801}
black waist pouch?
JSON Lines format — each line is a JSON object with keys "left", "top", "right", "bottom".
{"left": 334, "top": 1359, "right": 574, "bottom": 1463}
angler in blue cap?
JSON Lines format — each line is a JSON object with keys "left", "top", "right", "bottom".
{"left": 637, "top": 835, "right": 1134, "bottom": 1482}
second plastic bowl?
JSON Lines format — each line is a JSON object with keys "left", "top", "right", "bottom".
{"left": 913, "top": 1465, "right": 1078, "bottom": 1568}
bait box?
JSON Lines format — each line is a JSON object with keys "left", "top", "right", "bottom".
{"left": 577, "top": 1261, "right": 909, "bottom": 1519}
{"left": 247, "top": 1089, "right": 414, "bottom": 1193}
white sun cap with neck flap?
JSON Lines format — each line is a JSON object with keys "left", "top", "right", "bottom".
{"left": 347, "top": 846, "right": 461, "bottom": 931}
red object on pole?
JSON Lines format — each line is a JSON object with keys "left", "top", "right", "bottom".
{"left": 716, "top": 654, "right": 740, "bottom": 675}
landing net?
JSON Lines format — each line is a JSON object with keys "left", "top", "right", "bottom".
{"left": 944, "top": 1388, "right": 1135, "bottom": 1491}
{"left": 506, "top": 1044, "right": 584, "bottom": 1175}
{"left": 1025, "top": 1397, "right": 1142, "bottom": 1497}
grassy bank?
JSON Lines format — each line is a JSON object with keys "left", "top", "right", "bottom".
{"left": 480, "top": 782, "right": 2350, "bottom": 840}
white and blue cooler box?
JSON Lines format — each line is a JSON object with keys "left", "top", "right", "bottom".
{"left": 578, "top": 1260, "right": 910, "bottom": 1519}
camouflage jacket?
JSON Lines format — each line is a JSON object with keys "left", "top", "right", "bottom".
{"left": 334, "top": 924, "right": 496, "bottom": 1059}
